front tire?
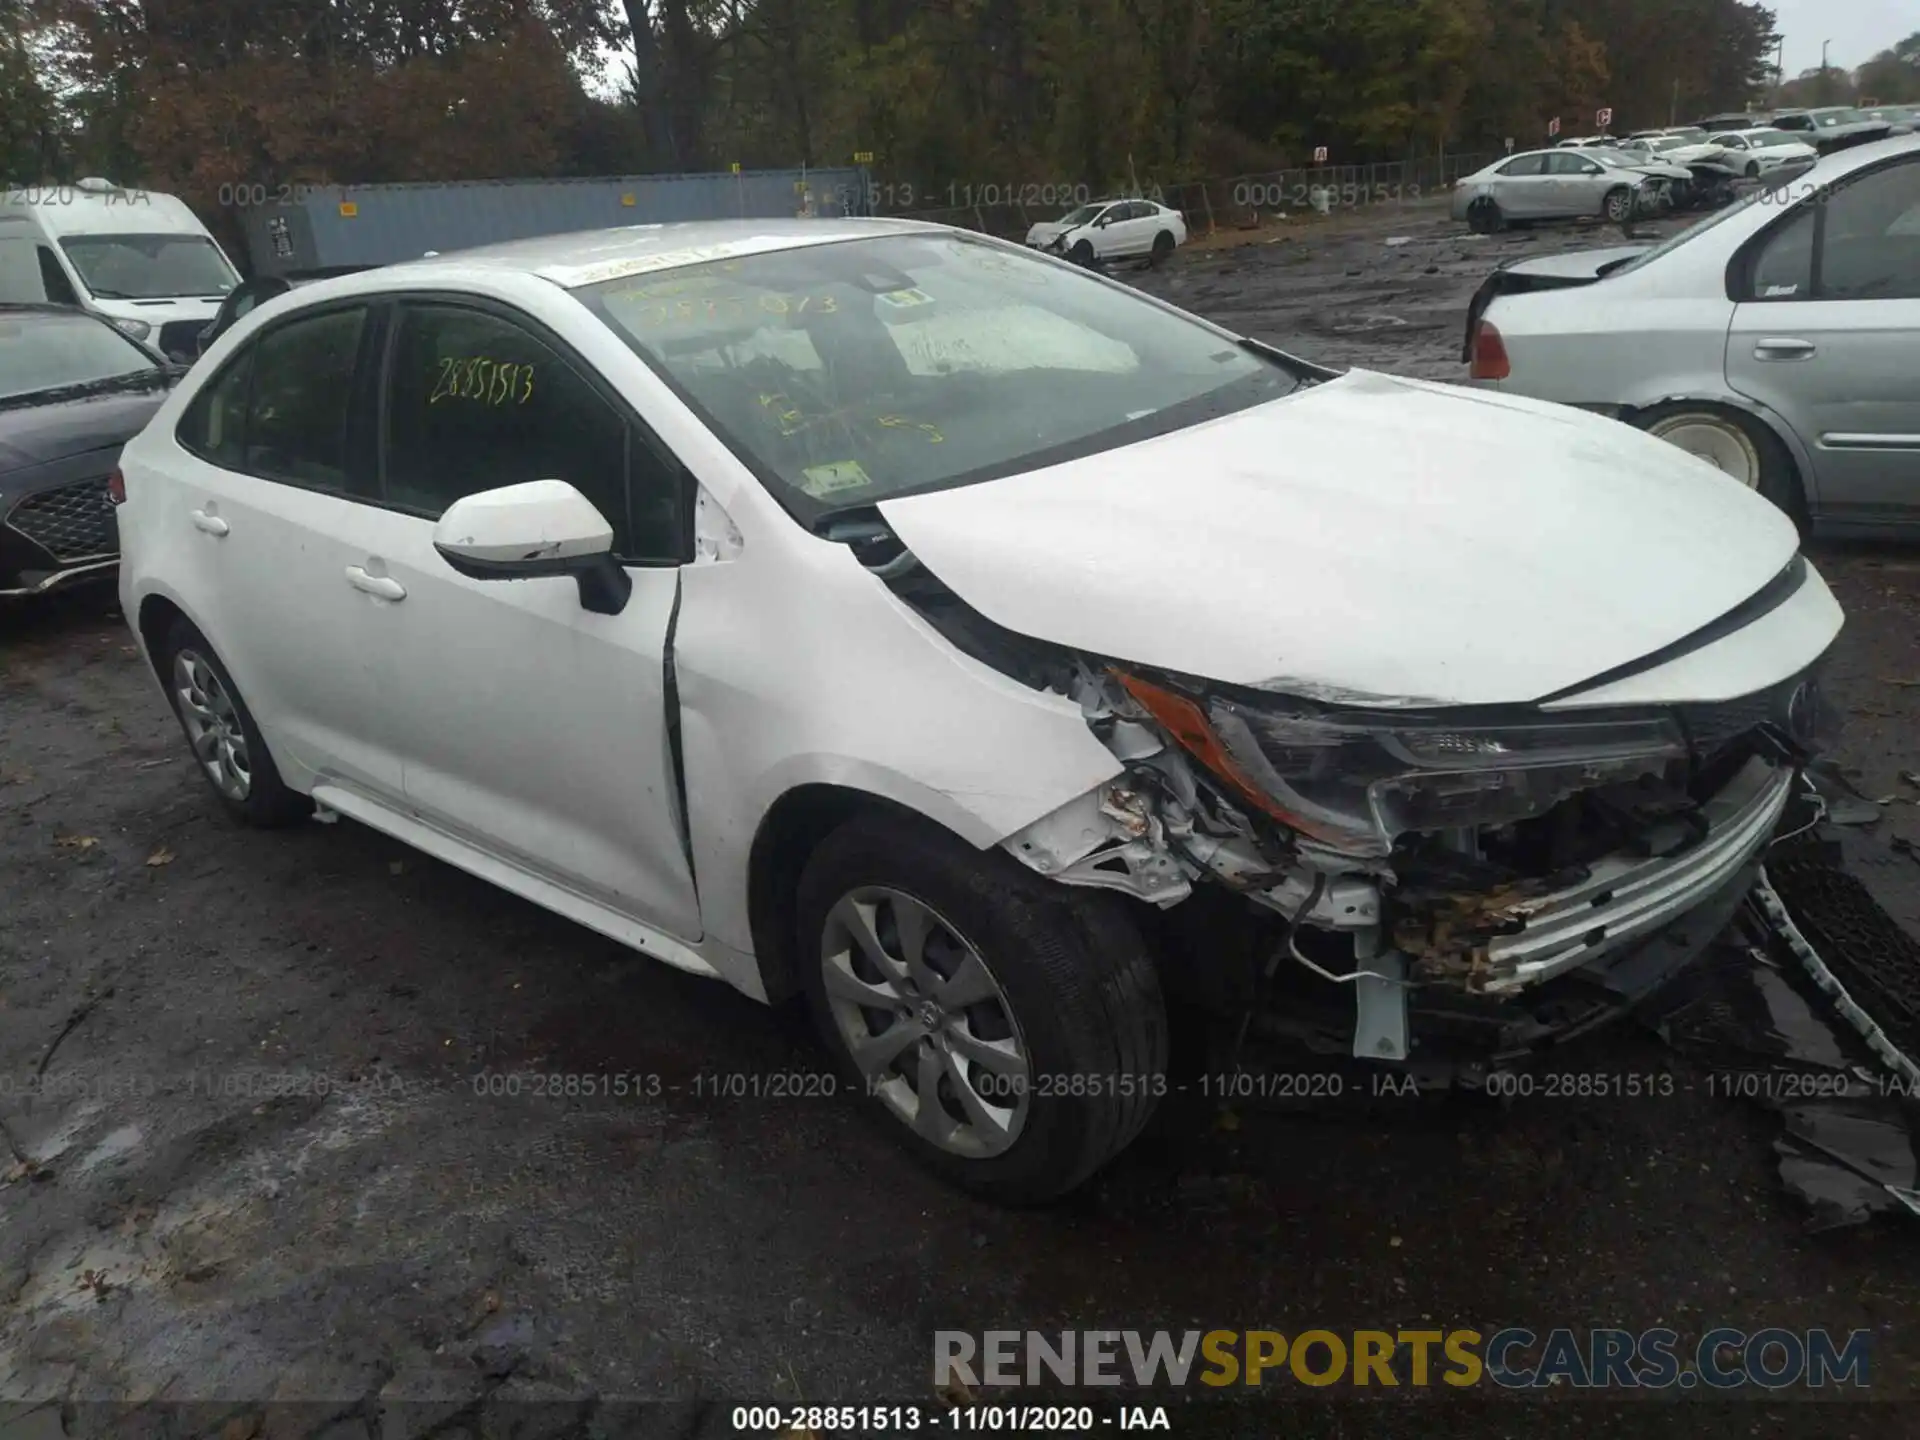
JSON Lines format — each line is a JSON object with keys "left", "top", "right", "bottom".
{"left": 796, "top": 813, "right": 1167, "bottom": 1204}
{"left": 157, "top": 618, "right": 311, "bottom": 827}
{"left": 1068, "top": 238, "right": 1096, "bottom": 268}
{"left": 1638, "top": 404, "right": 1804, "bottom": 526}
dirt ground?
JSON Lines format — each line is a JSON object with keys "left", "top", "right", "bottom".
{"left": 4, "top": 199, "right": 1920, "bottom": 1437}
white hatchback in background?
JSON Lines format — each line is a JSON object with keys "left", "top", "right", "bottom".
{"left": 0, "top": 180, "right": 241, "bottom": 359}
{"left": 1025, "top": 199, "right": 1187, "bottom": 267}
{"left": 1464, "top": 136, "right": 1920, "bottom": 537}
{"left": 117, "top": 218, "right": 1841, "bottom": 1202}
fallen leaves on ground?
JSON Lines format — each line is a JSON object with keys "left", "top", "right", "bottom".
{"left": 146, "top": 845, "right": 176, "bottom": 867}
{"left": 54, "top": 835, "right": 99, "bottom": 851}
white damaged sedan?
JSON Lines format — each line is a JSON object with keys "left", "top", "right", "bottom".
{"left": 115, "top": 219, "right": 1841, "bottom": 1201}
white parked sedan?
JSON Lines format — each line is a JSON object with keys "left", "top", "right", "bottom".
{"left": 1717, "top": 128, "right": 1820, "bottom": 177}
{"left": 1024, "top": 198, "right": 1187, "bottom": 266}
{"left": 116, "top": 219, "right": 1840, "bottom": 1201}
{"left": 1464, "top": 136, "right": 1920, "bottom": 536}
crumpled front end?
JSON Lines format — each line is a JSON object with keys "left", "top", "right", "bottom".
{"left": 998, "top": 661, "right": 1831, "bottom": 1065}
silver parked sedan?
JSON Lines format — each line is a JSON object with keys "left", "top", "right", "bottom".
{"left": 1451, "top": 148, "right": 1651, "bottom": 232}
{"left": 1462, "top": 136, "right": 1920, "bottom": 536}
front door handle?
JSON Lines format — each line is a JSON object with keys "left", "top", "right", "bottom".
{"left": 190, "top": 509, "right": 229, "bottom": 536}
{"left": 345, "top": 565, "right": 406, "bottom": 601}
{"left": 1754, "top": 337, "right": 1817, "bottom": 360}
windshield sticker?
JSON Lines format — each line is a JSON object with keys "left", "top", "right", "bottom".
{"left": 1761, "top": 283, "right": 1800, "bottom": 298}
{"left": 876, "top": 287, "right": 935, "bottom": 309}
{"left": 799, "top": 460, "right": 873, "bottom": 497}
{"left": 626, "top": 293, "right": 841, "bottom": 326}
{"left": 429, "top": 356, "right": 534, "bottom": 406}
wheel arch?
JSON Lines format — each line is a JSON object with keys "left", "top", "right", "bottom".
{"left": 746, "top": 782, "right": 976, "bottom": 1003}
{"left": 1620, "top": 392, "right": 1818, "bottom": 519}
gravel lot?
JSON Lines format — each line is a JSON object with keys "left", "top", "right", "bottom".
{"left": 4, "top": 199, "right": 1920, "bottom": 1436}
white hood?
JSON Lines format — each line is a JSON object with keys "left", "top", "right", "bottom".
{"left": 877, "top": 370, "right": 1802, "bottom": 707}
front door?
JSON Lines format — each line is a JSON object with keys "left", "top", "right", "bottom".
{"left": 1726, "top": 154, "right": 1920, "bottom": 526}
{"left": 358, "top": 298, "right": 702, "bottom": 941}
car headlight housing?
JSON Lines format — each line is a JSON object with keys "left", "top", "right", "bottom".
{"left": 1117, "top": 673, "right": 1687, "bottom": 859}
{"left": 111, "top": 317, "right": 152, "bottom": 341}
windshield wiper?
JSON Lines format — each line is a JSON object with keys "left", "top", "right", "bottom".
{"left": 0, "top": 369, "right": 172, "bottom": 414}
{"left": 82, "top": 286, "right": 137, "bottom": 299}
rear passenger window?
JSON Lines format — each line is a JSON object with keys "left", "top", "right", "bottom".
{"left": 1748, "top": 208, "right": 1815, "bottom": 300}
{"left": 384, "top": 304, "right": 684, "bottom": 562}
{"left": 243, "top": 307, "right": 372, "bottom": 496}
{"left": 177, "top": 351, "right": 254, "bottom": 467}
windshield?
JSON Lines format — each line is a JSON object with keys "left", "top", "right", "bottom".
{"left": 1056, "top": 204, "right": 1105, "bottom": 225}
{"left": 580, "top": 234, "right": 1302, "bottom": 516}
{"left": 1606, "top": 170, "right": 1805, "bottom": 279}
{"left": 1815, "top": 110, "right": 1865, "bottom": 127}
{"left": 60, "top": 233, "right": 237, "bottom": 300}
{"left": 1746, "top": 130, "right": 1800, "bottom": 148}
{"left": 0, "top": 309, "right": 159, "bottom": 401}
{"left": 1649, "top": 137, "right": 1693, "bottom": 152}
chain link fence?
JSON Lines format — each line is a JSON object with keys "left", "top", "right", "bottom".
{"left": 872, "top": 154, "right": 1499, "bottom": 239}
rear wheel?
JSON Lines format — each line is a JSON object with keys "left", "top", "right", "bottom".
{"left": 1466, "top": 197, "right": 1505, "bottom": 234}
{"left": 157, "top": 618, "right": 310, "bottom": 827}
{"left": 1603, "top": 186, "right": 1635, "bottom": 223}
{"left": 1638, "top": 404, "right": 1804, "bottom": 526}
{"left": 796, "top": 813, "right": 1167, "bottom": 1204}
{"left": 1149, "top": 230, "right": 1176, "bottom": 267}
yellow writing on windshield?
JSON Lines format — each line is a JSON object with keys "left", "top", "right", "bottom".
{"left": 635, "top": 293, "right": 841, "bottom": 326}
{"left": 429, "top": 356, "right": 535, "bottom": 407}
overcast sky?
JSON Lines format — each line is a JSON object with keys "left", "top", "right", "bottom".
{"left": 1767, "top": 0, "right": 1912, "bottom": 72}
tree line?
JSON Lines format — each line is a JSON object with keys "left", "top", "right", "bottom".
{"left": 0, "top": 0, "right": 1869, "bottom": 219}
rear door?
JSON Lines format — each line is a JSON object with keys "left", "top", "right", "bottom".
{"left": 1726, "top": 155, "right": 1920, "bottom": 525}
{"left": 160, "top": 302, "right": 404, "bottom": 794}
{"left": 1492, "top": 154, "right": 1553, "bottom": 216}
{"left": 1547, "top": 151, "right": 1611, "bottom": 216}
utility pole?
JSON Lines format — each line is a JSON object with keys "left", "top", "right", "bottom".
{"left": 1820, "top": 38, "right": 1832, "bottom": 104}
{"left": 1775, "top": 38, "right": 1785, "bottom": 105}
{"left": 1670, "top": 77, "right": 1680, "bottom": 126}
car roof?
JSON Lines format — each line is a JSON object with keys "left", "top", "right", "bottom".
{"left": 358, "top": 217, "right": 950, "bottom": 291}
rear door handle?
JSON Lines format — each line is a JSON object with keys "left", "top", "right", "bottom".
{"left": 345, "top": 565, "right": 406, "bottom": 601}
{"left": 1754, "top": 338, "right": 1817, "bottom": 360}
{"left": 190, "top": 509, "right": 229, "bottom": 536}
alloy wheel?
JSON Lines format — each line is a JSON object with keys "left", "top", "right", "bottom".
{"left": 172, "top": 649, "right": 252, "bottom": 801}
{"left": 819, "top": 886, "right": 1030, "bottom": 1158}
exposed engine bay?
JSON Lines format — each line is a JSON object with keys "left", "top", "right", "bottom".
{"left": 841, "top": 512, "right": 1835, "bottom": 1065}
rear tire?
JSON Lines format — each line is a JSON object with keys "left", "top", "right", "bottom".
{"left": 1603, "top": 186, "right": 1635, "bottom": 223}
{"left": 796, "top": 812, "right": 1167, "bottom": 1205}
{"left": 1149, "top": 230, "right": 1176, "bottom": 268}
{"left": 156, "top": 618, "right": 311, "bottom": 828}
{"left": 1637, "top": 404, "right": 1805, "bottom": 528}
{"left": 1466, "top": 197, "right": 1504, "bottom": 234}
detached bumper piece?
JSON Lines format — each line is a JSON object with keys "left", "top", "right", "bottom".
{"left": 1477, "top": 758, "right": 1793, "bottom": 994}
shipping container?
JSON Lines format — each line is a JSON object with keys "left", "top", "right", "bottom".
{"left": 238, "top": 167, "right": 869, "bottom": 277}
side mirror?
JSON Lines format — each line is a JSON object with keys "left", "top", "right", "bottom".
{"left": 432, "top": 479, "right": 632, "bottom": 615}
